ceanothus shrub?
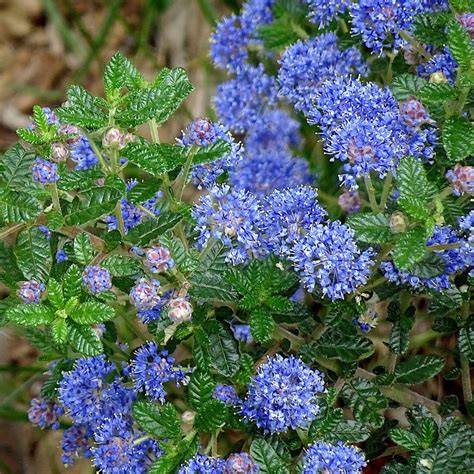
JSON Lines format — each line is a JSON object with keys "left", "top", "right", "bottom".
{"left": 0, "top": 1, "right": 473, "bottom": 472}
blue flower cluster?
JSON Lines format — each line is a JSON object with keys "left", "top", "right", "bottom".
{"left": 302, "top": 441, "right": 367, "bottom": 473}
{"left": 290, "top": 220, "right": 375, "bottom": 300}
{"left": 241, "top": 355, "right": 325, "bottom": 433}
{"left": 178, "top": 118, "right": 243, "bottom": 189}
{"left": 70, "top": 135, "right": 99, "bottom": 170}
{"left": 214, "top": 384, "right": 241, "bottom": 406}
{"left": 17, "top": 280, "right": 44, "bottom": 304}
{"left": 82, "top": 265, "right": 112, "bottom": 294}
{"left": 417, "top": 47, "right": 458, "bottom": 84}
{"left": 32, "top": 157, "right": 59, "bottom": 183}
{"left": 28, "top": 397, "right": 63, "bottom": 429}
{"left": 130, "top": 342, "right": 189, "bottom": 402}
{"left": 178, "top": 452, "right": 258, "bottom": 474}
{"left": 310, "top": 77, "right": 437, "bottom": 188}
{"left": 446, "top": 164, "right": 473, "bottom": 196}
{"left": 129, "top": 278, "right": 162, "bottom": 310}
{"left": 278, "top": 34, "right": 367, "bottom": 115}
{"left": 305, "top": 0, "right": 352, "bottom": 27}
{"left": 145, "top": 245, "right": 174, "bottom": 273}
{"left": 192, "top": 185, "right": 263, "bottom": 265}
{"left": 381, "top": 226, "right": 472, "bottom": 290}
{"left": 105, "top": 180, "right": 162, "bottom": 234}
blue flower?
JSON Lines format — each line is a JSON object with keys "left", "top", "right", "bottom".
{"left": 290, "top": 220, "right": 375, "bottom": 300}
{"left": 131, "top": 342, "right": 189, "bottom": 402}
{"left": 232, "top": 324, "right": 253, "bottom": 344}
{"left": 58, "top": 355, "right": 135, "bottom": 426}
{"left": 129, "top": 278, "right": 161, "bottom": 310}
{"left": 210, "top": 15, "right": 251, "bottom": 72}
{"left": 61, "top": 424, "right": 93, "bottom": 466}
{"left": 214, "top": 65, "right": 278, "bottom": 133}
{"left": 192, "top": 185, "right": 264, "bottom": 265}
{"left": 381, "top": 226, "right": 472, "bottom": 291}
{"left": 37, "top": 225, "right": 52, "bottom": 240}
{"left": 28, "top": 397, "right": 63, "bottom": 430}
{"left": 305, "top": 0, "right": 352, "bottom": 27}
{"left": 225, "top": 452, "right": 259, "bottom": 473}
{"left": 70, "top": 136, "right": 99, "bottom": 170}
{"left": 214, "top": 384, "right": 241, "bottom": 406}
{"left": 56, "top": 249, "right": 69, "bottom": 262}
{"left": 92, "top": 415, "right": 161, "bottom": 474}
{"left": 32, "top": 157, "right": 59, "bottom": 183}
{"left": 278, "top": 34, "right": 367, "bottom": 115}
{"left": 417, "top": 48, "right": 458, "bottom": 84}
{"left": 302, "top": 441, "right": 367, "bottom": 474}
{"left": 338, "top": 190, "right": 361, "bottom": 214}
{"left": 241, "top": 354, "right": 325, "bottom": 433}
{"left": 241, "top": 0, "right": 275, "bottom": 32}
{"left": 260, "top": 186, "right": 326, "bottom": 258}
{"left": 353, "top": 308, "right": 379, "bottom": 333}
{"left": 244, "top": 109, "right": 302, "bottom": 154}
{"left": 17, "top": 280, "right": 45, "bottom": 304}
{"left": 82, "top": 265, "right": 112, "bottom": 294}
{"left": 178, "top": 453, "right": 226, "bottom": 473}
{"left": 178, "top": 118, "right": 243, "bottom": 189}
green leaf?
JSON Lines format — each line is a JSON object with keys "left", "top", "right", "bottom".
{"left": 56, "top": 85, "right": 109, "bottom": 129}
{"left": 120, "top": 142, "right": 186, "bottom": 176}
{"left": 395, "top": 355, "right": 444, "bottom": 384}
{"left": 397, "top": 157, "right": 431, "bottom": 220}
{"left": 46, "top": 211, "right": 64, "bottom": 230}
{"left": 389, "top": 314, "right": 414, "bottom": 355}
{"left": 258, "top": 18, "right": 299, "bottom": 49}
{"left": 250, "top": 438, "right": 290, "bottom": 474}
{"left": 70, "top": 301, "right": 115, "bottom": 324}
{"left": 15, "top": 227, "right": 52, "bottom": 282}
{"left": 195, "top": 399, "right": 228, "bottom": 432}
{"left": 419, "top": 83, "right": 458, "bottom": 105}
{"left": 250, "top": 309, "right": 274, "bottom": 344}
{"left": 459, "top": 316, "right": 474, "bottom": 362}
{"left": 447, "top": 20, "right": 474, "bottom": 68}
{"left": 442, "top": 116, "right": 474, "bottom": 162}
{"left": 126, "top": 179, "right": 162, "bottom": 204}
{"left": 68, "top": 322, "right": 103, "bottom": 355}
{"left": 330, "top": 420, "right": 371, "bottom": 443}
{"left": 0, "top": 144, "right": 36, "bottom": 189}
{"left": 347, "top": 213, "right": 392, "bottom": 244}
{"left": 16, "top": 127, "right": 47, "bottom": 145}
{"left": 63, "top": 264, "right": 83, "bottom": 300}
{"left": 409, "top": 253, "right": 445, "bottom": 279}
{"left": 32, "top": 105, "right": 50, "bottom": 134}
{"left": 391, "top": 74, "right": 427, "bottom": 100}
{"left": 133, "top": 401, "right": 182, "bottom": 439}
{"left": 47, "top": 278, "right": 64, "bottom": 309}
{"left": 192, "top": 139, "right": 232, "bottom": 166}
{"left": 151, "top": 67, "right": 194, "bottom": 124}
{"left": 58, "top": 168, "right": 103, "bottom": 191}
{"left": 0, "top": 189, "right": 42, "bottom": 224}
{"left": 5, "top": 304, "right": 55, "bottom": 326}
{"left": 65, "top": 186, "right": 122, "bottom": 225}
{"left": 125, "top": 212, "right": 182, "bottom": 245}
{"left": 101, "top": 255, "right": 140, "bottom": 276}
{"left": 393, "top": 228, "right": 427, "bottom": 270}
{"left": 189, "top": 243, "right": 239, "bottom": 303}
{"left": 313, "top": 328, "right": 374, "bottom": 362}
{"left": 390, "top": 428, "right": 423, "bottom": 452}
{"left": 233, "top": 353, "right": 255, "bottom": 385}
{"left": 206, "top": 321, "right": 240, "bottom": 377}
{"left": 103, "top": 52, "right": 145, "bottom": 99}
{"left": 188, "top": 370, "right": 215, "bottom": 410}
{"left": 51, "top": 317, "right": 69, "bottom": 344}
{"left": 73, "top": 233, "right": 95, "bottom": 265}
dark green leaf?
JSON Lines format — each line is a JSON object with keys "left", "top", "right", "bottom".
{"left": 5, "top": 304, "right": 55, "bottom": 326}
{"left": 330, "top": 420, "right": 371, "bottom": 443}
{"left": 103, "top": 52, "right": 145, "bottom": 99}
{"left": 65, "top": 186, "right": 122, "bottom": 225}
{"left": 391, "top": 74, "right": 427, "bottom": 100}
{"left": 192, "top": 139, "right": 232, "bottom": 166}
{"left": 63, "top": 264, "right": 83, "bottom": 300}
{"left": 206, "top": 322, "right": 240, "bottom": 377}
{"left": 120, "top": 142, "right": 186, "bottom": 175}
{"left": 15, "top": 227, "right": 52, "bottom": 282}
{"left": 68, "top": 322, "right": 103, "bottom": 355}
{"left": 47, "top": 278, "right": 64, "bottom": 309}
{"left": 133, "top": 401, "right": 181, "bottom": 439}
{"left": 195, "top": 399, "right": 228, "bottom": 432}
{"left": 126, "top": 179, "right": 163, "bottom": 204}
{"left": 409, "top": 253, "right": 445, "bottom": 279}
{"left": 250, "top": 309, "right": 274, "bottom": 343}
{"left": 389, "top": 314, "right": 414, "bottom": 354}
{"left": 58, "top": 168, "right": 103, "bottom": 191}
{"left": 459, "top": 316, "right": 474, "bottom": 362}
{"left": 70, "top": 301, "right": 115, "bottom": 324}
{"left": 347, "top": 213, "right": 392, "bottom": 244}
{"left": 0, "top": 189, "right": 42, "bottom": 224}
{"left": 250, "top": 438, "right": 290, "bottom": 474}
{"left": 314, "top": 328, "right": 374, "bottom": 362}
{"left": 258, "top": 18, "right": 299, "bottom": 49}
{"left": 188, "top": 370, "right": 215, "bottom": 410}
{"left": 101, "top": 255, "right": 140, "bottom": 276}
{"left": 0, "top": 144, "right": 36, "bottom": 189}
{"left": 125, "top": 212, "right": 182, "bottom": 245}
{"left": 390, "top": 428, "right": 423, "bottom": 451}
{"left": 73, "top": 233, "right": 95, "bottom": 265}
{"left": 447, "top": 20, "right": 474, "bottom": 68}
{"left": 442, "top": 116, "right": 474, "bottom": 162}
{"left": 419, "top": 83, "right": 458, "bottom": 105}
{"left": 393, "top": 228, "right": 427, "bottom": 270}
{"left": 395, "top": 355, "right": 444, "bottom": 384}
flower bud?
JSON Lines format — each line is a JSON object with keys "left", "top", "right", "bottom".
{"left": 429, "top": 71, "right": 448, "bottom": 84}
{"left": 167, "top": 297, "right": 193, "bottom": 322}
{"left": 129, "top": 278, "right": 161, "bottom": 310}
{"left": 103, "top": 128, "right": 126, "bottom": 149}
{"left": 50, "top": 142, "right": 69, "bottom": 162}
{"left": 338, "top": 190, "right": 361, "bottom": 214}
{"left": 145, "top": 246, "right": 174, "bottom": 273}
{"left": 181, "top": 410, "right": 196, "bottom": 425}
{"left": 389, "top": 211, "right": 408, "bottom": 233}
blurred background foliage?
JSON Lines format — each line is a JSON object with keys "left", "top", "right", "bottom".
{"left": 0, "top": 1, "right": 238, "bottom": 472}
